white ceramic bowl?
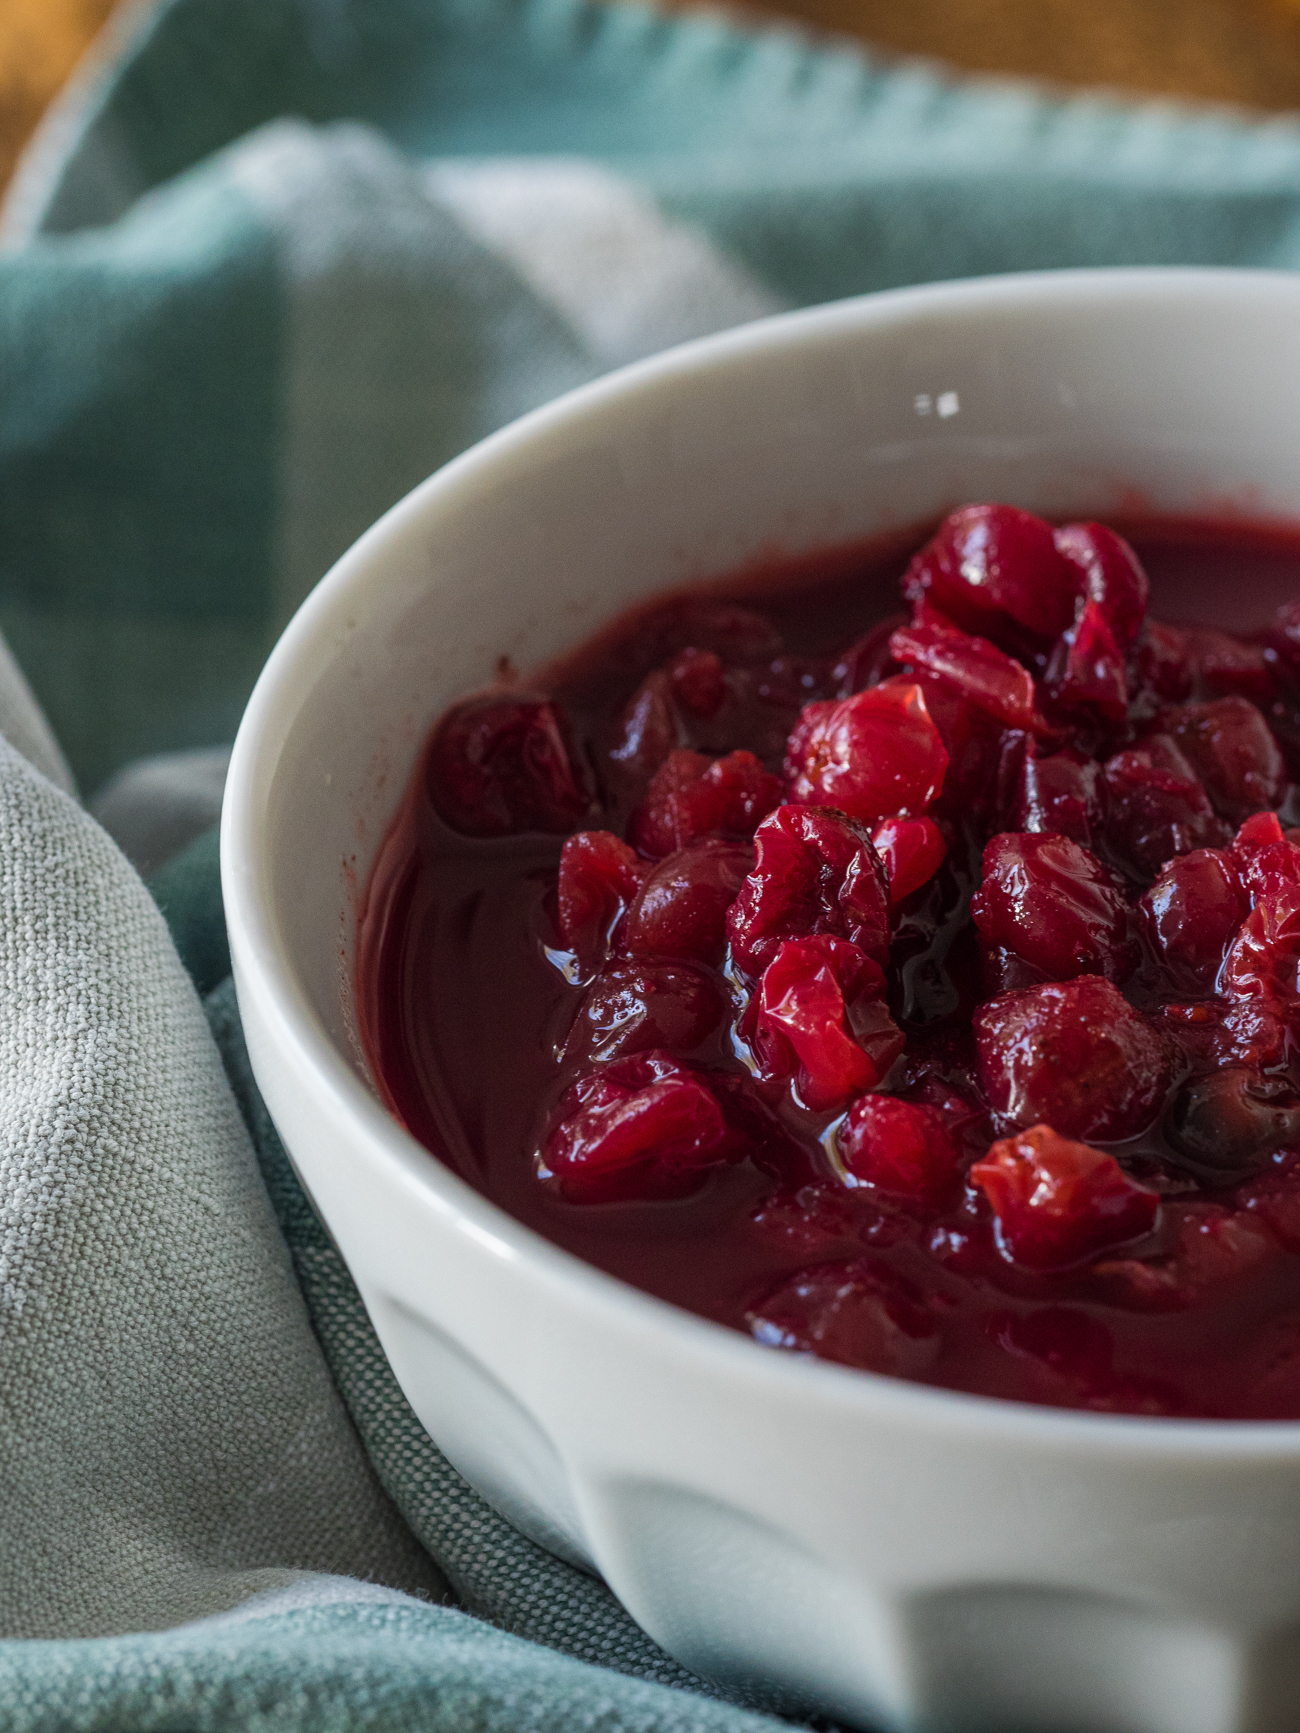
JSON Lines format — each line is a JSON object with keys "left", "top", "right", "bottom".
{"left": 224, "top": 268, "right": 1300, "bottom": 1733}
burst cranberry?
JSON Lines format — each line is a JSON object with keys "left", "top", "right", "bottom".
{"left": 1220, "top": 886, "right": 1300, "bottom": 1019}
{"left": 1053, "top": 521, "right": 1149, "bottom": 645}
{"left": 870, "top": 815, "right": 948, "bottom": 904}
{"left": 727, "top": 805, "right": 891, "bottom": 977}
{"left": 888, "top": 619, "right": 1038, "bottom": 728}
{"left": 564, "top": 960, "right": 726, "bottom": 1066}
{"left": 668, "top": 648, "right": 727, "bottom": 717}
{"left": 1010, "top": 748, "right": 1101, "bottom": 846}
{"left": 747, "top": 936, "right": 903, "bottom": 1111}
{"left": 628, "top": 748, "right": 782, "bottom": 858}
{"left": 785, "top": 682, "right": 948, "bottom": 822}
{"left": 836, "top": 1094, "right": 963, "bottom": 1204}
{"left": 902, "top": 504, "right": 1079, "bottom": 648}
{"left": 1234, "top": 811, "right": 1300, "bottom": 900}
{"left": 1101, "top": 738, "right": 1230, "bottom": 878}
{"left": 540, "top": 1052, "right": 739, "bottom": 1202}
{"left": 556, "top": 831, "right": 648, "bottom": 969}
{"left": 747, "top": 1259, "right": 940, "bottom": 1374}
{"left": 972, "top": 1125, "right": 1159, "bottom": 1270}
{"left": 1044, "top": 599, "right": 1128, "bottom": 721}
{"left": 623, "top": 838, "right": 752, "bottom": 964}
{"left": 1139, "top": 847, "right": 1247, "bottom": 993}
{"left": 429, "top": 694, "right": 591, "bottom": 836}
{"left": 974, "top": 977, "right": 1173, "bottom": 1143}
{"left": 1136, "top": 622, "right": 1195, "bottom": 703}
{"left": 1160, "top": 697, "right": 1286, "bottom": 822}
{"left": 970, "top": 831, "right": 1138, "bottom": 984}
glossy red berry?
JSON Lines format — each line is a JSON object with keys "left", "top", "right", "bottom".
{"left": 1010, "top": 748, "right": 1101, "bottom": 847}
{"left": 540, "top": 1052, "right": 737, "bottom": 1202}
{"left": 726, "top": 804, "right": 891, "bottom": 977}
{"left": 974, "top": 977, "right": 1173, "bottom": 1142}
{"left": 667, "top": 647, "right": 728, "bottom": 717}
{"left": 902, "top": 503, "right": 1080, "bottom": 648}
{"left": 1138, "top": 848, "right": 1246, "bottom": 994}
{"left": 556, "top": 831, "right": 648, "bottom": 969}
{"left": 970, "top": 831, "right": 1138, "bottom": 983}
{"left": 971, "top": 1125, "right": 1159, "bottom": 1270}
{"left": 836, "top": 1094, "right": 963, "bottom": 1204}
{"left": 785, "top": 681, "right": 948, "bottom": 822}
{"left": 628, "top": 748, "right": 782, "bottom": 858}
{"left": 429, "top": 694, "right": 592, "bottom": 836}
{"left": 1233, "top": 811, "right": 1300, "bottom": 901}
{"left": 1100, "top": 738, "right": 1230, "bottom": 878}
{"left": 1052, "top": 521, "right": 1149, "bottom": 646}
{"left": 888, "top": 619, "right": 1038, "bottom": 729}
{"left": 564, "top": 960, "right": 726, "bottom": 1066}
{"left": 1044, "top": 599, "right": 1128, "bottom": 721}
{"left": 1160, "top": 697, "right": 1286, "bottom": 822}
{"left": 747, "top": 935, "right": 904, "bottom": 1111}
{"left": 746, "top": 1259, "right": 940, "bottom": 1374}
{"left": 870, "top": 815, "right": 948, "bottom": 904}
{"left": 1220, "top": 886, "right": 1300, "bottom": 1017}
{"left": 623, "top": 838, "right": 752, "bottom": 965}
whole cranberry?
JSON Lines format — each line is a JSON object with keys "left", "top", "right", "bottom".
{"left": 902, "top": 504, "right": 1079, "bottom": 648}
{"left": 974, "top": 977, "right": 1173, "bottom": 1143}
{"left": 1043, "top": 599, "right": 1128, "bottom": 722}
{"left": 870, "top": 815, "right": 948, "bottom": 904}
{"left": 746, "top": 1259, "right": 940, "bottom": 1375}
{"left": 564, "top": 960, "right": 726, "bottom": 1066}
{"left": 970, "top": 831, "right": 1138, "bottom": 984}
{"left": 1220, "top": 886, "right": 1300, "bottom": 1014}
{"left": 785, "top": 681, "right": 949, "bottom": 822}
{"left": 628, "top": 747, "right": 782, "bottom": 858}
{"left": 556, "top": 831, "right": 648, "bottom": 970}
{"left": 428, "top": 694, "right": 592, "bottom": 836}
{"left": 1100, "top": 738, "right": 1230, "bottom": 878}
{"left": 1010, "top": 748, "right": 1101, "bottom": 847}
{"left": 747, "top": 935, "right": 904, "bottom": 1111}
{"left": 623, "top": 838, "right": 752, "bottom": 965}
{"left": 971, "top": 1124, "right": 1159, "bottom": 1270}
{"left": 1166, "top": 1067, "right": 1300, "bottom": 1181}
{"left": 540, "top": 1051, "right": 738, "bottom": 1202}
{"left": 1052, "top": 521, "right": 1149, "bottom": 646}
{"left": 1135, "top": 622, "right": 1195, "bottom": 704}
{"left": 1182, "top": 627, "right": 1274, "bottom": 704}
{"left": 607, "top": 670, "right": 680, "bottom": 788}
{"left": 727, "top": 804, "right": 891, "bottom": 978}
{"left": 888, "top": 619, "right": 1037, "bottom": 729}
{"left": 1160, "top": 697, "right": 1286, "bottom": 822}
{"left": 836, "top": 1094, "right": 963, "bottom": 1205}
{"left": 1139, "top": 848, "right": 1247, "bottom": 994}
{"left": 667, "top": 648, "right": 728, "bottom": 717}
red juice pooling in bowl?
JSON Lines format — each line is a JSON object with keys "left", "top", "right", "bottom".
{"left": 357, "top": 504, "right": 1300, "bottom": 1419}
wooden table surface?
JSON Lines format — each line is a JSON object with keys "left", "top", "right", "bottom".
{"left": 6, "top": 0, "right": 1300, "bottom": 203}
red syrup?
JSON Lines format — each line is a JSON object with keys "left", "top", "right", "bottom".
{"left": 357, "top": 507, "right": 1300, "bottom": 1420}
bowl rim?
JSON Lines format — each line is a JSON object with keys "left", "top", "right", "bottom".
{"left": 223, "top": 262, "right": 1300, "bottom": 1457}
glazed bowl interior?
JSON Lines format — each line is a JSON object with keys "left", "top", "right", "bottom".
{"left": 246, "top": 268, "right": 1300, "bottom": 1093}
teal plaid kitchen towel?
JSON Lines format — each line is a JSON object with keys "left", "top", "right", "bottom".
{"left": 11, "top": 0, "right": 1300, "bottom": 1726}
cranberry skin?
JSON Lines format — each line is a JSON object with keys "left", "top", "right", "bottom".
{"left": 556, "top": 831, "right": 648, "bottom": 970}
{"left": 1234, "top": 811, "right": 1300, "bottom": 901}
{"left": 974, "top": 977, "right": 1173, "bottom": 1143}
{"left": 1100, "top": 739, "right": 1230, "bottom": 879}
{"left": 749, "top": 936, "right": 904, "bottom": 1111}
{"left": 564, "top": 960, "right": 726, "bottom": 1066}
{"left": 429, "top": 695, "right": 591, "bottom": 836}
{"left": 1139, "top": 848, "right": 1247, "bottom": 994}
{"left": 1160, "top": 697, "right": 1286, "bottom": 822}
{"left": 668, "top": 648, "right": 727, "bottom": 717}
{"left": 1221, "top": 886, "right": 1300, "bottom": 1016}
{"left": 623, "top": 838, "right": 752, "bottom": 965}
{"left": 871, "top": 815, "right": 948, "bottom": 904}
{"left": 785, "top": 682, "right": 948, "bottom": 822}
{"left": 540, "top": 1052, "right": 737, "bottom": 1202}
{"left": 971, "top": 1124, "right": 1160, "bottom": 1271}
{"left": 970, "top": 832, "right": 1138, "bottom": 984}
{"left": 1053, "top": 521, "right": 1149, "bottom": 647}
{"left": 888, "top": 619, "right": 1037, "bottom": 729}
{"left": 727, "top": 805, "right": 892, "bottom": 978}
{"left": 747, "top": 1259, "right": 940, "bottom": 1375}
{"left": 628, "top": 748, "right": 782, "bottom": 858}
{"left": 902, "top": 504, "right": 1079, "bottom": 648}
{"left": 1043, "top": 599, "right": 1128, "bottom": 721}
{"left": 1166, "top": 1067, "right": 1300, "bottom": 1181}
{"left": 1012, "top": 748, "right": 1101, "bottom": 848}
{"left": 836, "top": 1095, "right": 963, "bottom": 1205}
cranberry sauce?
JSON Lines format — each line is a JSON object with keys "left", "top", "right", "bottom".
{"left": 357, "top": 507, "right": 1300, "bottom": 1419}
